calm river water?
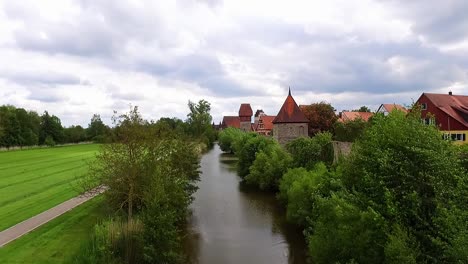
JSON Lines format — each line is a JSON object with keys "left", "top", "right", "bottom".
{"left": 185, "top": 145, "right": 307, "bottom": 264}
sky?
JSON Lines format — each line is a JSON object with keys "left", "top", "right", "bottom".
{"left": 1, "top": 0, "right": 468, "bottom": 127}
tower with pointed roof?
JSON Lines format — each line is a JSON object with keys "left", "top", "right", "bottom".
{"left": 239, "top": 103, "right": 253, "bottom": 132}
{"left": 272, "top": 88, "right": 309, "bottom": 144}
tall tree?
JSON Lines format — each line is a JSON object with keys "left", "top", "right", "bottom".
{"left": 186, "top": 99, "right": 216, "bottom": 147}
{"left": 87, "top": 114, "right": 108, "bottom": 142}
{"left": 39, "top": 111, "right": 64, "bottom": 145}
{"left": 301, "top": 102, "right": 337, "bottom": 136}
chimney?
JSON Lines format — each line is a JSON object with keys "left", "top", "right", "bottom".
{"left": 449, "top": 91, "right": 453, "bottom": 95}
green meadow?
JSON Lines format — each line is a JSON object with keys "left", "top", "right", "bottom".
{"left": 0, "top": 144, "right": 99, "bottom": 231}
{"left": 0, "top": 196, "right": 106, "bottom": 264}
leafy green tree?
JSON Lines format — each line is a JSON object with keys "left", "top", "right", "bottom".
{"left": 39, "top": 111, "right": 64, "bottom": 145}
{"left": 342, "top": 110, "right": 467, "bottom": 262}
{"left": 236, "top": 135, "right": 275, "bottom": 178}
{"left": 186, "top": 100, "right": 216, "bottom": 147}
{"left": 218, "top": 127, "right": 244, "bottom": 153}
{"left": 286, "top": 132, "right": 333, "bottom": 169}
{"left": 278, "top": 163, "right": 342, "bottom": 226}
{"left": 307, "top": 193, "right": 386, "bottom": 264}
{"left": 333, "top": 118, "right": 368, "bottom": 142}
{"left": 64, "top": 125, "right": 86, "bottom": 143}
{"left": 87, "top": 114, "right": 109, "bottom": 142}
{"left": 246, "top": 143, "right": 292, "bottom": 190}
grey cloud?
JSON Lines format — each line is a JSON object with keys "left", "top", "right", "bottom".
{"left": 107, "top": 84, "right": 145, "bottom": 101}
{"left": 27, "top": 91, "right": 65, "bottom": 103}
{"left": 0, "top": 70, "right": 81, "bottom": 86}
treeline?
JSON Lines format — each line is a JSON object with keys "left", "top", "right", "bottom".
{"left": 72, "top": 100, "right": 216, "bottom": 263}
{"left": 218, "top": 109, "right": 468, "bottom": 263}
{"left": 0, "top": 101, "right": 217, "bottom": 149}
{"left": 0, "top": 105, "right": 111, "bottom": 148}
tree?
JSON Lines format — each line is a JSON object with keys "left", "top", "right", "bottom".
{"left": 218, "top": 127, "right": 244, "bottom": 153}
{"left": 186, "top": 100, "right": 216, "bottom": 147}
{"left": 333, "top": 118, "right": 368, "bottom": 142}
{"left": 87, "top": 114, "right": 109, "bottom": 142}
{"left": 353, "top": 106, "right": 371, "bottom": 112}
{"left": 286, "top": 132, "right": 333, "bottom": 169}
{"left": 341, "top": 109, "right": 468, "bottom": 262}
{"left": 236, "top": 135, "right": 275, "bottom": 178}
{"left": 300, "top": 102, "right": 337, "bottom": 136}
{"left": 39, "top": 111, "right": 64, "bottom": 145}
{"left": 246, "top": 143, "right": 292, "bottom": 190}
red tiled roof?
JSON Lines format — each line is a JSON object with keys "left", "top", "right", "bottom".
{"left": 239, "top": 104, "right": 253, "bottom": 117}
{"left": 222, "top": 116, "right": 240, "bottom": 128}
{"left": 273, "top": 90, "right": 309, "bottom": 123}
{"left": 381, "top": 104, "right": 407, "bottom": 113}
{"left": 341, "top": 111, "right": 373, "bottom": 122}
{"left": 423, "top": 93, "right": 468, "bottom": 127}
{"left": 256, "top": 115, "right": 275, "bottom": 130}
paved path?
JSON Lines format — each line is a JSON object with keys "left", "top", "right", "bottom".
{"left": 0, "top": 186, "right": 106, "bottom": 247}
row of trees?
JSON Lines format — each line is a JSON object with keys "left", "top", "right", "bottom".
{"left": 0, "top": 105, "right": 111, "bottom": 148}
{"left": 0, "top": 100, "right": 217, "bottom": 149}
{"left": 218, "top": 108, "right": 467, "bottom": 263}
{"left": 73, "top": 100, "right": 216, "bottom": 263}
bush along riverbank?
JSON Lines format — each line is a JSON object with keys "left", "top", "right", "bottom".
{"left": 71, "top": 100, "right": 217, "bottom": 264}
{"left": 218, "top": 108, "right": 468, "bottom": 263}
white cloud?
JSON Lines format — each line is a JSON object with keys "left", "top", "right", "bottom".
{"left": 0, "top": 0, "right": 467, "bottom": 126}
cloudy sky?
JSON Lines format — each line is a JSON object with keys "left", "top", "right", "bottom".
{"left": 1, "top": 0, "right": 468, "bottom": 126}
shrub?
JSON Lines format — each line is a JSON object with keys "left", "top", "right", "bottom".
{"left": 236, "top": 135, "right": 275, "bottom": 178}
{"left": 246, "top": 143, "right": 292, "bottom": 190}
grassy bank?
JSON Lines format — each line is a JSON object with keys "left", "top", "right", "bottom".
{"left": 0, "top": 196, "right": 106, "bottom": 264}
{"left": 0, "top": 144, "right": 99, "bottom": 230}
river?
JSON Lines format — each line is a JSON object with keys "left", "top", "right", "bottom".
{"left": 185, "top": 145, "right": 307, "bottom": 264}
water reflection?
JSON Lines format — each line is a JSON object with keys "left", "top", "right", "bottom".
{"left": 184, "top": 145, "right": 307, "bottom": 264}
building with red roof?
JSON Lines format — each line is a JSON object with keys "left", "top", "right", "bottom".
{"left": 376, "top": 104, "right": 408, "bottom": 115}
{"left": 239, "top": 103, "right": 253, "bottom": 131}
{"left": 221, "top": 116, "right": 240, "bottom": 129}
{"left": 254, "top": 115, "right": 276, "bottom": 136}
{"left": 416, "top": 92, "right": 468, "bottom": 143}
{"left": 338, "top": 111, "right": 374, "bottom": 122}
{"left": 272, "top": 89, "right": 309, "bottom": 144}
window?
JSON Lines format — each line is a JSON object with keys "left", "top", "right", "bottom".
{"left": 422, "top": 118, "right": 435, "bottom": 125}
{"left": 421, "top": 103, "right": 427, "bottom": 110}
{"left": 443, "top": 133, "right": 466, "bottom": 141}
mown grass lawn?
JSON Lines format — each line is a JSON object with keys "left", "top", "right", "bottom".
{"left": 0, "top": 196, "right": 106, "bottom": 264}
{"left": 0, "top": 144, "right": 99, "bottom": 231}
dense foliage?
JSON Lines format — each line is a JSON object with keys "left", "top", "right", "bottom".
{"left": 333, "top": 117, "right": 368, "bottom": 142}
{"left": 300, "top": 102, "right": 337, "bottom": 136}
{"left": 286, "top": 132, "right": 333, "bottom": 169}
{"left": 75, "top": 101, "right": 216, "bottom": 264}
{"left": 219, "top": 108, "right": 468, "bottom": 263}
{"left": 0, "top": 105, "right": 111, "bottom": 148}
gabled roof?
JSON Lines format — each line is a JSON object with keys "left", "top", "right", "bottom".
{"left": 239, "top": 104, "right": 253, "bottom": 117}
{"left": 222, "top": 116, "right": 240, "bottom": 128}
{"left": 378, "top": 103, "right": 407, "bottom": 113}
{"left": 273, "top": 89, "right": 309, "bottom": 124}
{"left": 340, "top": 111, "right": 373, "bottom": 122}
{"left": 255, "top": 115, "right": 276, "bottom": 130}
{"left": 422, "top": 93, "right": 468, "bottom": 127}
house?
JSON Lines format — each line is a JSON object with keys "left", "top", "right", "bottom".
{"left": 416, "top": 92, "right": 468, "bottom": 143}
{"left": 255, "top": 115, "right": 275, "bottom": 136}
{"left": 272, "top": 89, "right": 309, "bottom": 145}
{"left": 221, "top": 116, "right": 240, "bottom": 129}
{"left": 376, "top": 104, "right": 407, "bottom": 115}
{"left": 338, "top": 111, "right": 373, "bottom": 122}
{"left": 239, "top": 104, "right": 253, "bottom": 132}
